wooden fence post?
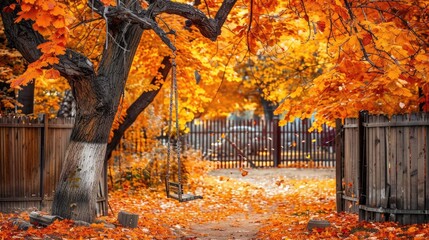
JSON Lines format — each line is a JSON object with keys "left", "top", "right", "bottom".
{"left": 358, "top": 110, "right": 368, "bottom": 220}
{"left": 40, "top": 114, "right": 48, "bottom": 208}
{"left": 272, "top": 115, "right": 281, "bottom": 167}
{"left": 335, "top": 118, "right": 344, "bottom": 212}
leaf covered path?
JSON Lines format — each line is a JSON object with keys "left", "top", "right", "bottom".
{"left": 179, "top": 168, "right": 335, "bottom": 239}
{"left": 2, "top": 167, "right": 429, "bottom": 239}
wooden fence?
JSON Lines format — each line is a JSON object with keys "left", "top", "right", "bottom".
{"left": 186, "top": 118, "right": 336, "bottom": 168}
{"left": 337, "top": 112, "right": 429, "bottom": 224}
{"left": 0, "top": 116, "right": 107, "bottom": 215}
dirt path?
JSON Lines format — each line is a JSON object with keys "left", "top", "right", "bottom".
{"left": 182, "top": 212, "right": 268, "bottom": 240}
{"left": 180, "top": 168, "right": 335, "bottom": 239}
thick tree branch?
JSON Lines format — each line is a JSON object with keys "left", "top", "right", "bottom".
{"left": 90, "top": 0, "right": 238, "bottom": 51}
{"left": 105, "top": 56, "right": 172, "bottom": 162}
{"left": 89, "top": 2, "right": 176, "bottom": 50}
{"left": 148, "top": 0, "right": 238, "bottom": 41}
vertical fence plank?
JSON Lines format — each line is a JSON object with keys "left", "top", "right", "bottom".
{"left": 341, "top": 118, "right": 359, "bottom": 213}
{"left": 367, "top": 115, "right": 375, "bottom": 221}
{"left": 426, "top": 115, "right": 429, "bottom": 222}
{"left": 403, "top": 115, "right": 411, "bottom": 224}
{"left": 290, "top": 119, "right": 295, "bottom": 165}
{"left": 396, "top": 115, "right": 405, "bottom": 224}
{"left": 409, "top": 114, "right": 419, "bottom": 224}
{"left": 336, "top": 119, "right": 344, "bottom": 212}
{"left": 358, "top": 111, "right": 368, "bottom": 221}
{"left": 273, "top": 116, "right": 280, "bottom": 167}
{"left": 379, "top": 116, "right": 387, "bottom": 221}
{"left": 388, "top": 115, "right": 398, "bottom": 220}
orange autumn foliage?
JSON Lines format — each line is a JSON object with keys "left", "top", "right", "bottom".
{"left": 11, "top": 0, "right": 70, "bottom": 87}
{"left": 3, "top": 0, "right": 428, "bottom": 129}
{"left": 272, "top": 0, "right": 429, "bottom": 129}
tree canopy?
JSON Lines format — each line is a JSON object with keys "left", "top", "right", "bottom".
{"left": 2, "top": 0, "right": 428, "bottom": 129}
{"left": 273, "top": 0, "right": 429, "bottom": 129}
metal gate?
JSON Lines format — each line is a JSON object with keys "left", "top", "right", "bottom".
{"left": 186, "top": 118, "right": 336, "bottom": 168}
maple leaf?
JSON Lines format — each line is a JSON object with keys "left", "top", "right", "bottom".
{"left": 20, "top": 3, "right": 33, "bottom": 13}
{"left": 316, "top": 21, "right": 326, "bottom": 32}
{"left": 44, "top": 69, "right": 60, "bottom": 79}
{"left": 40, "top": 1, "right": 56, "bottom": 11}
{"left": 52, "top": 18, "right": 65, "bottom": 28}
{"left": 35, "top": 12, "right": 52, "bottom": 28}
{"left": 50, "top": 6, "right": 65, "bottom": 16}
{"left": 361, "top": 33, "right": 372, "bottom": 45}
{"left": 239, "top": 167, "right": 249, "bottom": 177}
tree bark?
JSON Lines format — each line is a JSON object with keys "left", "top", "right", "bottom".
{"left": 57, "top": 90, "right": 76, "bottom": 118}
{"left": 259, "top": 95, "right": 276, "bottom": 122}
{"left": 17, "top": 81, "right": 34, "bottom": 114}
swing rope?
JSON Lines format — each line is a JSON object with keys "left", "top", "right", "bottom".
{"left": 165, "top": 36, "right": 202, "bottom": 202}
{"left": 165, "top": 49, "right": 180, "bottom": 187}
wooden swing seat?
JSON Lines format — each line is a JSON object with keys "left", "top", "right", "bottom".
{"left": 166, "top": 181, "right": 203, "bottom": 202}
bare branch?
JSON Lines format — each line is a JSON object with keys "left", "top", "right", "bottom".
{"left": 247, "top": 0, "right": 254, "bottom": 52}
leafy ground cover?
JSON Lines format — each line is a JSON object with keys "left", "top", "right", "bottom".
{"left": 1, "top": 161, "right": 428, "bottom": 239}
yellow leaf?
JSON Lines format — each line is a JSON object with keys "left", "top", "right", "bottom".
{"left": 387, "top": 65, "right": 401, "bottom": 80}
{"left": 290, "top": 86, "right": 303, "bottom": 98}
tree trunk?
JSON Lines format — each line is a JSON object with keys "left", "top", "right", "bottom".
{"left": 260, "top": 95, "right": 276, "bottom": 122}
{"left": 52, "top": 102, "right": 115, "bottom": 221}
{"left": 17, "top": 81, "right": 34, "bottom": 114}
{"left": 52, "top": 21, "right": 144, "bottom": 222}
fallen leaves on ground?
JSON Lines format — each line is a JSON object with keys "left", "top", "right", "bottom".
{"left": 1, "top": 166, "right": 429, "bottom": 239}
{"left": 256, "top": 178, "right": 429, "bottom": 239}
